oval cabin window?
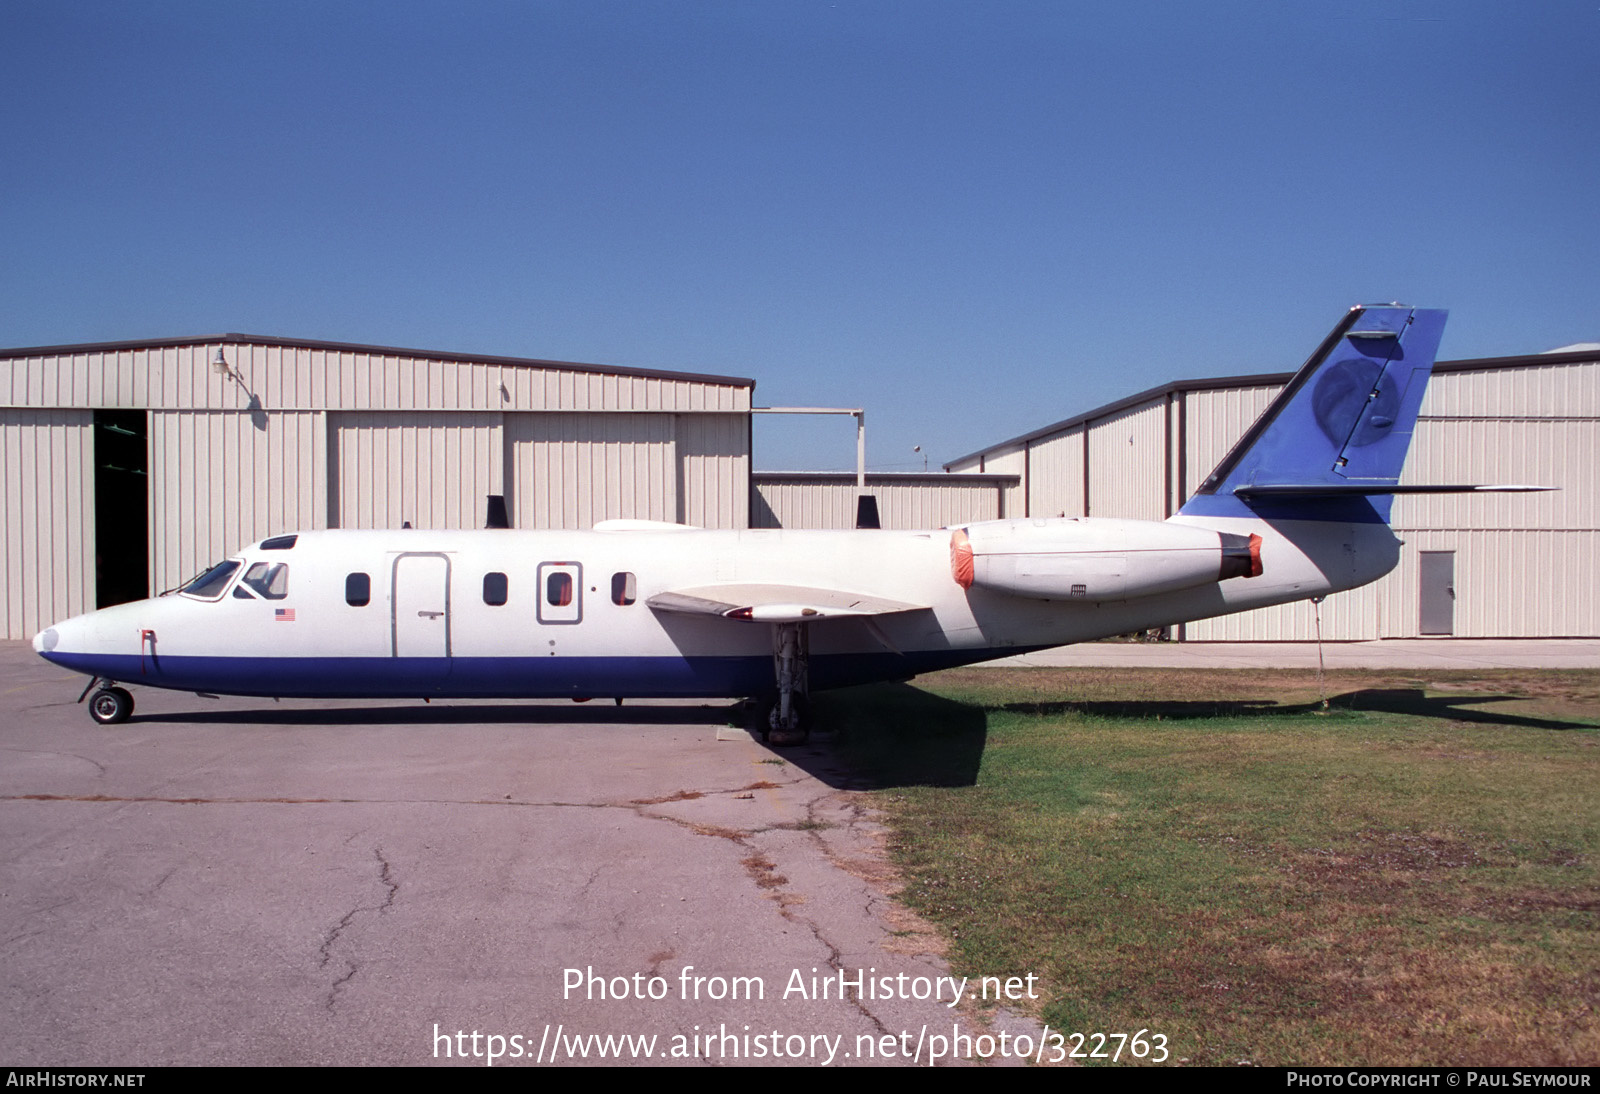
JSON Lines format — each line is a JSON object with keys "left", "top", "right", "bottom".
{"left": 483, "top": 572, "right": 509, "bottom": 606}
{"left": 546, "top": 572, "right": 573, "bottom": 607}
{"left": 611, "top": 572, "right": 637, "bottom": 606}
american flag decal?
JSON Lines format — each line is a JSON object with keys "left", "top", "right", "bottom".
{"left": 274, "top": 608, "right": 296, "bottom": 622}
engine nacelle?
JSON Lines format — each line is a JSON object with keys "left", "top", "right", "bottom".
{"left": 951, "top": 517, "right": 1260, "bottom": 603}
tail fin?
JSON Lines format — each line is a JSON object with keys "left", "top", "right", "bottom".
{"left": 1179, "top": 305, "right": 1447, "bottom": 523}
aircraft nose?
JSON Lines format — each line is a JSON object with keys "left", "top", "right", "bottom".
{"left": 33, "top": 626, "right": 59, "bottom": 655}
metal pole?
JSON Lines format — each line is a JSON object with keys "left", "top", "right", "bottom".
{"left": 750, "top": 406, "right": 867, "bottom": 483}
{"left": 855, "top": 411, "right": 865, "bottom": 490}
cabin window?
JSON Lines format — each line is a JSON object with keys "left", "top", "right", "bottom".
{"left": 180, "top": 560, "right": 240, "bottom": 600}
{"left": 483, "top": 572, "right": 509, "bottom": 606}
{"left": 240, "top": 562, "right": 289, "bottom": 600}
{"left": 546, "top": 572, "right": 572, "bottom": 607}
{"left": 611, "top": 572, "right": 637, "bottom": 606}
{"left": 345, "top": 572, "right": 370, "bottom": 607}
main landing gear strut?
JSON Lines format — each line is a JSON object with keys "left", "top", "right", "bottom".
{"left": 761, "top": 621, "right": 811, "bottom": 745}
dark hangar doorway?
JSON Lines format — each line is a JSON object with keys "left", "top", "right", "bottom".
{"left": 93, "top": 409, "right": 149, "bottom": 608}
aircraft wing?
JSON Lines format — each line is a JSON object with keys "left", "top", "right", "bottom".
{"left": 647, "top": 583, "right": 927, "bottom": 623}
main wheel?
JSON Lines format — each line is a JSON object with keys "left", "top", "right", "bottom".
{"left": 89, "top": 687, "right": 133, "bottom": 725}
{"left": 763, "top": 694, "right": 811, "bottom": 745}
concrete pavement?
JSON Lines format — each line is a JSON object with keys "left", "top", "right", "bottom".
{"left": 0, "top": 643, "right": 1038, "bottom": 1067}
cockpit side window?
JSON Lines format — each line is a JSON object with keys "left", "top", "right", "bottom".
{"left": 240, "top": 562, "right": 290, "bottom": 600}
{"left": 180, "top": 560, "right": 241, "bottom": 600}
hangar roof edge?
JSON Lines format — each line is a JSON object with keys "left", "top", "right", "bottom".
{"left": 0, "top": 332, "right": 756, "bottom": 389}
{"left": 942, "top": 346, "right": 1600, "bottom": 470}
{"left": 754, "top": 470, "right": 1019, "bottom": 484}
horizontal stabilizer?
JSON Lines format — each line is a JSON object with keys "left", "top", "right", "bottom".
{"left": 648, "top": 583, "right": 927, "bottom": 623}
{"left": 1234, "top": 483, "right": 1556, "bottom": 498}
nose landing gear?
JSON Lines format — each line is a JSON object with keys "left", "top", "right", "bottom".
{"left": 85, "top": 682, "right": 135, "bottom": 725}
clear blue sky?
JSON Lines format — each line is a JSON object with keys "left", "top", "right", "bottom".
{"left": 4, "top": 1, "right": 1596, "bottom": 471}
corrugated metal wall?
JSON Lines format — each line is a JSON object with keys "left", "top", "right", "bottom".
{"left": 1185, "top": 585, "right": 1383, "bottom": 641}
{"left": 1383, "top": 361, "right": 1599, "bottom": 639}
{"left": 1378, "top": 530, "right": 1596, "bottom": 638}
{"left": 1420, "top": 359, "right": 1599, "bottom": 418}
{"left": 509, "top": 412, "right": 677, "bottom": 529}
{"left": 678, "top": 414, "right": 750, "bottom": 528}
{"left": 0, "top": 337, "right": 754, "bottom": 637}
{"left": 752, "top": 473, "right": 1013, "bottom": 529}
{"left": 0, "top": 410, "right": 95, "bottom": 637}
{"left": 330, "top": 411, "right": 502, "bottom": 532}
{"left": 330, "top": 410, "right": 751, "bottom": 532}
{"left": 968, "top": 445, "right": 1027, "bottom": 516}
{"left": 1028, "top": 426, "right": 1086, "bottom": 518}
{"left": 1086, "top": 400, "right": 1168, "bottom": 521}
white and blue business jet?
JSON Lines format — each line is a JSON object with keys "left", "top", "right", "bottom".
{"left": 34, "top": 306, "right": 1537, "bottom": 737}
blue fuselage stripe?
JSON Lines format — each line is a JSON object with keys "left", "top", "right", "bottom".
{"left": 42, "top": 649, "right": 1016, "bottom": 699}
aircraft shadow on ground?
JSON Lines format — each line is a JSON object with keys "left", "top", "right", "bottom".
{"left": 998, "top": 688, "right": 1595, "bottom": 732}
{"left": 144, "top": 701, "right": 744, "bottom": 727}
{"left": 780, "top": 683, "right": 1589, "bottom": 795}
{"left": 128, "top": 688, "right": 989, "bottom": 791}
{"left": 793, "top": 683, "right": 990, "bottom": 791}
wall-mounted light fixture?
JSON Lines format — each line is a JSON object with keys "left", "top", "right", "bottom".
{"left": 212, "top": 347, "right": 240, "bottom": 383}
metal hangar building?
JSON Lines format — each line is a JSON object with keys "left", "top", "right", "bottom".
{"left": 0, "top": 334, "right": 753, "bottom": 640}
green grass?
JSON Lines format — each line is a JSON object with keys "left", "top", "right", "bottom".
{"left": 821, "top": 668, "right": 1600, "bottom": 1066}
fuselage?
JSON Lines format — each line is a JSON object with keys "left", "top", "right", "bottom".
{"left": 33, "top": 514, "right": 1398, "bottom": 701}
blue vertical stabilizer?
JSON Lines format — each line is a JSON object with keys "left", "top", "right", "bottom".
{"left": 1179, "top": 305, "right": 1448, "bottom": 523}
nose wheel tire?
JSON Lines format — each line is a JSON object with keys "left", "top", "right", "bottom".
{"left": 89, "top": 687, "right": 134, "bottom": 725}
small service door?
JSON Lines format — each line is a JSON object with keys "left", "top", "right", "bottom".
{"left": 1419, "top": 550, "right": 1455, "bottom": 636}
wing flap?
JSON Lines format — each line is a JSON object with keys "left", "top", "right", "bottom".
{"left": 647, "top": 583, "right": 927, "bottom": 623}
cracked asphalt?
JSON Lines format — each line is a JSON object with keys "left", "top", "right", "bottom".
{"left": 0, "top": 643, "right": 1039, "bottom": 1066}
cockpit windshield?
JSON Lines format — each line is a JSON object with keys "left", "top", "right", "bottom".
{"left": 180, "top": 560, "right": 241, "bottom": 599}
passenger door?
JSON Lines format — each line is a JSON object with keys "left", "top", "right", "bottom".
{"left": 393, "top": 553, "right": 452, "bottom": 661}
